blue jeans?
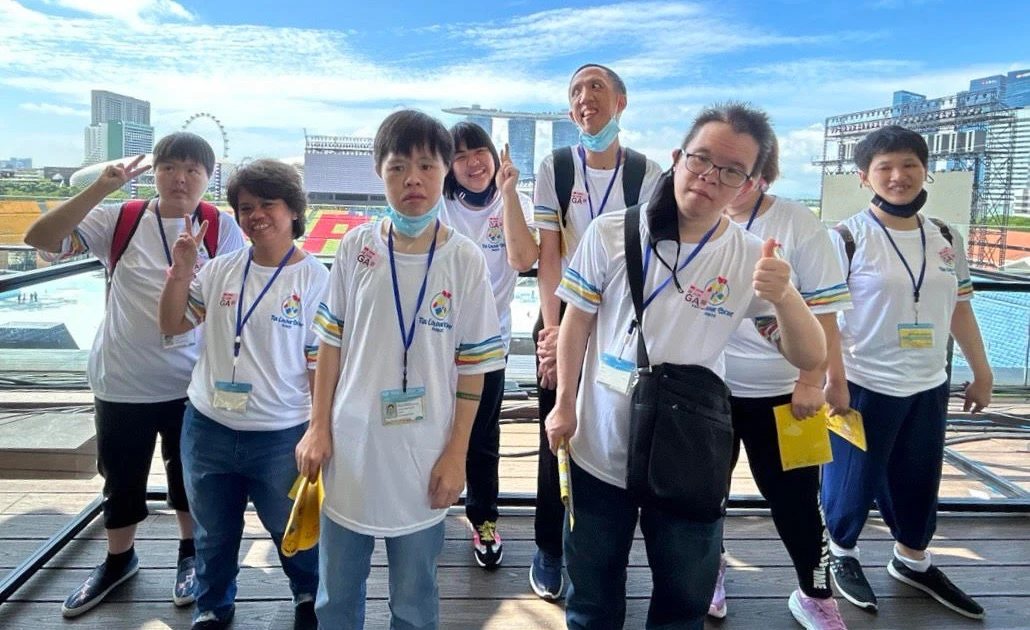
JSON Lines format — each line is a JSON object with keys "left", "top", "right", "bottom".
{"left": 565, "top": 459, "right": 723, "bottom": 630}
{"left": 180, "top": 404, "right": 319, "bottom": 622}
{"left": 316, "top": 515, "right": 445, "bottom": 630}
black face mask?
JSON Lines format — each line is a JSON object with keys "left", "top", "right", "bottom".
{"left": 644, "top": 169, "right": 679, "bottom": 243}
{"left": 456, "top": 182, "right": 497, "bottom": 207}
{"left": 871, "top": 189, "right": 927, "bottom": 218}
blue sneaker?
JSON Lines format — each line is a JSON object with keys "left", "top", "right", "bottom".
{"left": 529, "top": 548, "right": 565, "bottom": 600}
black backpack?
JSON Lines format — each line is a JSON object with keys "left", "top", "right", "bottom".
{"left": 552, "top": 146, "right": 647, "bottom": 228}
{"left": 834, "top": 217, "right": 953, "bottom": 279}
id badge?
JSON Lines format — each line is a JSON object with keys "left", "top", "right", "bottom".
{"left": 598, "top": 353, "right": 637, "bottom": 395}
{"left": 162, "top": 330, "right": 196, "bottom": 349}
{"left": 898, "top": 323, "right": 934, "bottom": 349}
{"left": 381, "top": 388, "right": 426, "bottom": 425}
{"left": 213, "top": 381, "right": 252, "bottom": 412}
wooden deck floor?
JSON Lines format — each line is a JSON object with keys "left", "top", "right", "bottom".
{"left": 1, "top": 406, "right": 1029, "bottom": 629}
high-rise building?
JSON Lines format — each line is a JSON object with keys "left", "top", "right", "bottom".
{"left": 0, "top": 158, "right": 32, "bottom": 169}
{"left": 460, "top": 105, "right": 493, "bottom": 136}
{"left": 968, "top": 70, "right": 1030, "bottom": 108}
{"left": 552, "top": 120, "right": 579, "bottom": 150}
{"left": 91, "top": 90, "right": 150, "bottom": 126}
{"left": 507, "top": 118, "right": 536, "bottom": 181}
{"left": 442, "top": 106, "right": 568, "bottom": 181}
{"left": 84, "top": 90, "right": 154, "bottom": 165}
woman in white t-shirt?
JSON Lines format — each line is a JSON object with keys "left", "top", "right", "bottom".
{"left": 822, "top": 126, "right": 992, "bottom": 621}
{"left": 439, "top": 122, "right": 538, "bottom": 569}
{"left": 159, "top": 159, "right": 328, "bottom": 630}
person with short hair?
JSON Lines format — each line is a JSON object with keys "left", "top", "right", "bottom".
{"left": 24, "top": 132, "right": 245, "bottom": 618}
{"left": 545, "top": 103, "right": 827, "bottom": 630}
{"left": 822, "top": 125, "right": 992, "bottom": 621}
{"left": 440, "top": 122, "right": 538, "bottom": 569}
{"left": 295, "top": 110, "right": 505, "bottom": 629}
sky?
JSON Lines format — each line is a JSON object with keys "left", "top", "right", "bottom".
{"left": 1, "top": 0, "right": 1027, "bottom": 198}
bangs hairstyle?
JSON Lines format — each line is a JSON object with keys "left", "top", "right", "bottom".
{"left": 854, "top": 125, "right": 929, "bottom": 172}
{"left": 153, "top": 132, "right": 216, "bottom": 177}
{"left": 569, "top": 63, "right": 627, "bottom": 96}
{"left": 681, "top": 102, "right": 775, "bottom": 179}
{"left": 373, "top": 109, "right": 454, "bottom": 168}
{"left": 227, "top": 159, "right": 308, "bottom": 239}
{"left": 444, "top": 122, "right": 500, "bottom": 200}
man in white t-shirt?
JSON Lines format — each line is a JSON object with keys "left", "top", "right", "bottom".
{"left": 546, "top": 103, "right": 826, "bottom": 630}
{"left": 23, "top": 132, "right": 245, "bottom": 618}
{"left": 530, "top": 63, "right": 663, "bottom": 599}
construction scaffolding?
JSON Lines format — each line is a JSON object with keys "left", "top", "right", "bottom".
{"left": 818, "top": 91, "right": 1018, "bottom": 268}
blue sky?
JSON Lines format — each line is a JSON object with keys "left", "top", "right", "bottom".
{"left": 1, "top": 0, "right": 1026, "bottom": 198}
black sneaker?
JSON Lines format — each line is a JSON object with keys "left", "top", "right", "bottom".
{"left": 294, "top": 594, "right": 318, "bottom": 630}
{"left": 192, "top": 605, "right": 236, "bottom": 629}
{"left": 888, "top": 558, "right": 985, "bottom": 619}
{"left": 830, "top": 554, "right": 877, "bottom": 611}
{"left": 173, "top": 556, "right": 196, "bottom": 606}
{"left": 61, "top": 552, "right": 140, "bottom": 618}
{"left": 470, "top": 520, "right": 504, "bottom": 569}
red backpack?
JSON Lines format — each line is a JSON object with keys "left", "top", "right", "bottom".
{"left": 109, "top": 199, "right": 221, "bottom": 274}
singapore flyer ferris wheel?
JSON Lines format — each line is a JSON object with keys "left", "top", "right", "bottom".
{"left": 182, "top": 112, "right": 230, "bottom": 197}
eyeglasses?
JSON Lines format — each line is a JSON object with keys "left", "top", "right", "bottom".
{"left": 681, "top": 153, "right": 751, "bottom": 188}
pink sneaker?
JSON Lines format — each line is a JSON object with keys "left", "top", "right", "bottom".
{"left": 707, "top": 554, "right": 727, "bottom": 618}
{"left": 788, "top": 589, "right": 848, "bottom": 630}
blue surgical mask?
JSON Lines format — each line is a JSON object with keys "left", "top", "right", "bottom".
{"left": 579, "top": 117, "right": 621, "bottom": 152}
{"left": 387, "top": 195, "right": 443, "bottom": 238}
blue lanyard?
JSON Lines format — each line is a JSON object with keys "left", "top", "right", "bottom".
{"left": 744, "top": 192, "right": 765, "bottom": 231}
{"left": 640, "top": 219, "right": 721, "bottom": 311}
{"left": 866, "top": 209, "right": 926, "bottom": 314}
{"left": 233, "top": 245, "right": 295, "bottom": 378}
{"left": 578, "top": 145, "right": 623, "bottom": 220}
{"left": 389, "top": 220, "right": 440, "bottom": 392}
{"left": 154, "top": 198, "right": 203, "bottom": 267}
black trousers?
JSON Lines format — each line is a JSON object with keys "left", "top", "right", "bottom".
{"left": 533, "top": 305, "right": 566, "bottom": 558}
{"left": 729, "top": 394, "right": 831, "bottom": 598}
{"left": 465, "top": 367, "right": 506, "bottom": 525}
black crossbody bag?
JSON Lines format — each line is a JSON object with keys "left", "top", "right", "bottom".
{"left": 623, "top": 205, "right": 734, "bottom": 523}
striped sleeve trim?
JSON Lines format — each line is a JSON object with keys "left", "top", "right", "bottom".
{"left": 185, "top": 295, "right": 206, "bottom": 325}
{"left": 455, "top": 335, "right": 505, "bottom": 367}
{"left": 957, "top": 278, "right": 974, "bottom": 299}
{"left": 39, "top": 230, "right": 89, "bottom": 263}
{"left": 557, "top": 267, "right": 601, "bottom": 311}
{"left": 534, "top": 205, "right": 560, "bottom": 232}
{"left": 304, "top": 344, "right": 319, "bottom": 370}
{"left": 753, "top": 316, "right": 781, "bottom": 345}
{"left": 313, "top": 302, "right": 344, "bottom": 346}
{"left": 802, "top": 283, "right": 852, "bottom": 310}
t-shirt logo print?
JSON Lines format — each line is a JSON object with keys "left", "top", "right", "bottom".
{"left": 281, "top": 294, "right": 301, "bottom": 320}
{"left": 703, "top": 277, "right": 730, "bottom": 306}
{"left": 430, "top": 291, "right": 451, "bottom": 320}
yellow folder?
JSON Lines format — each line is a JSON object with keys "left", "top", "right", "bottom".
{"left": 281, "top": 473, "right": 324, "bottom": 557}
{"left": 826, "top": 409, "right": 867, "bottom": 451}
{"left": 774, "top": 404, "right": 833, "bottom": 471}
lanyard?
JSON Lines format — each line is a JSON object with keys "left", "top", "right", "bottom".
{"left": 389, "top": 220, "right": 440, "bottom": 392}
{"left": 233, "top": 245, "right": 295, "bottom": 380}
{"left": 744, "top": 192, "right": 765, "bottom": 231}
{"left": 577, "top": 145, "right": 623, "bottom": 220}
{"left": 866, "top": 209, "right": 926, "bottom": 320}
{"left": 154, "top": 198, "right": 203, "bottom": 267}
{"left": 640, "top": 219, "right": 721, "bottom": 311}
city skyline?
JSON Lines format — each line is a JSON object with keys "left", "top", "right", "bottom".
{"left": 0, "top": 0, "right": 1026, "bottom": 198}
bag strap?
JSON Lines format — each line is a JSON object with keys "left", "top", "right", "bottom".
{"left": 196, "top": 201, "right": 221, "bottom": 258}
{"left": 927, "top": 217, "right": 954, "bottom": 245}
{"left": 621, "top": 147, "right": 647, "bottom": 207}
{"left": 554, "top": 146, "right": 575, "bottom": 227}
{"left": 832, "top": 223, "right": 856, "bottom": 281}
{"left": 624, "top": 204, "right": 651, "bottom": 368}
{"left": 110, "top": 199, "right": 148, "bottom": 276}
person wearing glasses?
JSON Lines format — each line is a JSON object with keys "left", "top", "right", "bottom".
{"left": 822, "top": 125, "right": 992, "bottom": 621}
{"left": 545, "top": 103, "right": 826, "bottom": 630}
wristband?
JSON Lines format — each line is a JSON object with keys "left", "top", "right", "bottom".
{"left": 455, "top": 391, "right": 481, "bottom": 402}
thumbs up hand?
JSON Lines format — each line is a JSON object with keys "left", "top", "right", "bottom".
{"left": 753, "top": 237, "right": 793, "bottom": 304}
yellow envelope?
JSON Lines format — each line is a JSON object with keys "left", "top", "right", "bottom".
{"left": 774, "top": 404, "right": 833, "bottom": 471}
{"left": 826, "top": 409, "right": 867, "bottom": 451}
{"left": 557, "top": 441, "right": 574, "bottom": 531}
{"left": 282, "top": 473, "right": 324, "bottom": 557}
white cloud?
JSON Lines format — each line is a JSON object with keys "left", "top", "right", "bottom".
{"left": 19, "top": 101, "right": 88, "bottom": 116}
{"left": 38, "top": 0, "right": 194, "bottom": 24}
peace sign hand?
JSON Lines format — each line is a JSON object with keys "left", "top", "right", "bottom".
{"left": 169, "top": 219, "right": 209, "bottom": 280}
{"left": 96, "top": 154, "right": 150, "bottom": 196}
{"left": 494, "top": 143, "right": 519, "bottom": 194}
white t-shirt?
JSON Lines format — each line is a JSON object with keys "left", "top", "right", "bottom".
{"left": 555, "top": 207, "right": 774, "bottom": 490}
{"left": 313, "top": 221, "right": 506, "bottom": 537}
{"left": 44, "top": 202, "right": 245, "bottom": 403}
{"left": 831, "top": 210, "right": 973, "bottom": 397}
{"left": 724, "top": 197, "right": 852, "bottom": 398}
{"left": 440, "top": 192, "right": 534, "bottom": 351}
{"left": 534, "top": 146, "right": 663, "bottom": 264}
{"left": 185, "top": 248, "right": 329, "bottom": 431}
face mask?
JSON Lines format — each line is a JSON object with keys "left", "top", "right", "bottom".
{"left": 387, "top": 195, "right": 443, "bottom": 238}
{"left": 579, "top": 116, "right": 620, "bottom": 152}
{"left": 871, "top": 189, "right": 927, "bottom": 218}
{"left": 457, "top": 182, "right": 497, "bottom": 207}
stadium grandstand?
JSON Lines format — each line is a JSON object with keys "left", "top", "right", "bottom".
{"left": 303, "top": 133, "right": 385, "bottom": 204}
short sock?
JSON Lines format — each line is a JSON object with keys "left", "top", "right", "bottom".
{"left": 105, "top": 546, "right": 135, "bottom": 574}
{"left": 177, "top": 538, "right": 195, "bottom": 563}
{"left": 894, "top": 545, "right": 932, "bottom": 572}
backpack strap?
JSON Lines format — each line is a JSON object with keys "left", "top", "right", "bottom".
{"left": 623, "top": 204, "right": 651, "bottom": 368}
{"left": 196, "top": 201, "right": 221, "bottom": 258}
{"left": 927, "top": 217, "right": 954, "bottom": 245}
{"left": 832, "top": 223, "right": 856, "bottom": 280}
{"left": 553, "top": 147, "right": 575, "bottom": 227}
{"left": 621, "top": 148, "right": 647, "bottom": 207}
{"left": 110, "top": 199, "right": 148, "bottom": 276}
